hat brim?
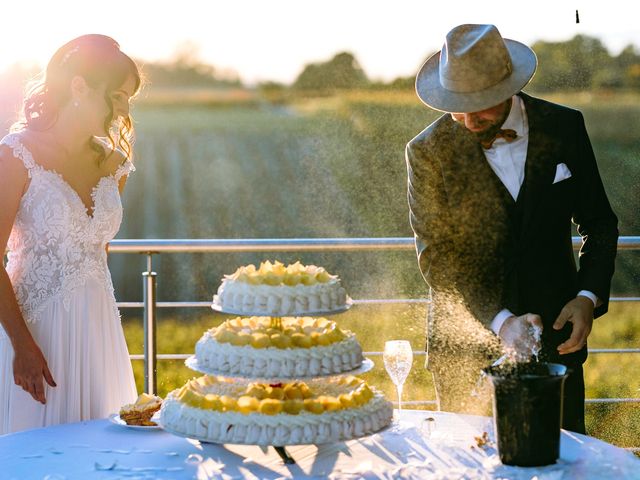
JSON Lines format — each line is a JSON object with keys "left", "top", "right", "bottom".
{"left": 416, "top": 39, "right": 537, "bottom": 113}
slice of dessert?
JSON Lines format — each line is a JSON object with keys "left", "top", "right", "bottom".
{"left": 119, "top": 393, "right": 163, "bottom": 426}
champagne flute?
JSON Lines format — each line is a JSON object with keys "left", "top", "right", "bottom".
{"left": 383, "top": 340, "right": 413, "bottom": 428}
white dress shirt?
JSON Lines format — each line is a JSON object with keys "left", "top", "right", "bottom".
{"left": 485, "top": 96, "right": 598, "bottom": 335}
{"left": 483, "top": 95, "right": 529, "bottom": 201}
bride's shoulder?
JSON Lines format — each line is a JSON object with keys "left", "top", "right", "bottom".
{"left": 0, "top": 134, "right": 30, "bottom": 188}
{"left": 94, "top": 138, "right": 133, "bottom": 176}
{"left": 0, "top": 131, "right": 33, "bottom": 172}
{"left": 97, "top": 139, "right": 136, "bottom": 182}
{"left": 1, "top": 130, "right": 27, "bottom": 151}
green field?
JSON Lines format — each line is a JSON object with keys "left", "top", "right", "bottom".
{"left": 105, "top": 89, "right": 638, "bottom": 452}
{"left": 112, "top": 89, "right": 640, "bottom": 301}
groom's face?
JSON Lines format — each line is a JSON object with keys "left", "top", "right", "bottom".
{"left": 449, "top": 99, "right": 511, "bottom": 135}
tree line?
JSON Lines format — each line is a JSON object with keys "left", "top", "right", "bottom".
{"left": 1, "top": 33, "right": 638, "bottom": 106}
{"left": 285, "top": 34, "right": 640, "bottom": 93}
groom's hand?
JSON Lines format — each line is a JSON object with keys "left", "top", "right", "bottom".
{"left": 554, "top": 296, "right": 594, "bottom": 355}
{"left": 498, "top": 313, "right": 543, "bottom": 359}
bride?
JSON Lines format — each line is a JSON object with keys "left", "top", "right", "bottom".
{"left": 0, "top": 34, "right": 141, "bottom": 433}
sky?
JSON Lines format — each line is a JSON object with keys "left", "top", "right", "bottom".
{"left": 1, "top": 0, "right": 639, "bottom": 85}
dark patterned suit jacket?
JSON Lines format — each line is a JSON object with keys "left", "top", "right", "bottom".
{"left": 406, "top": 93, "right": 618, "bottom": 366}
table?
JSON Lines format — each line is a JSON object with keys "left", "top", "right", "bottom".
{"left": 1, "top": 410, "right": 638, "bottom": 479}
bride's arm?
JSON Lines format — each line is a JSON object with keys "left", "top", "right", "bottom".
{"left": 0, "top": 147, "right": 56, "bottom": 404}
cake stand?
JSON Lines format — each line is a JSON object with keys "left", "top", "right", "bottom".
{"left": 184, "top": 356, "right": 374, "bottom": 383}
{"left": 210, "top": 296, "right": 353, "bottom": 317}
{"left": 174, "top": 301, "right": 373, "bottom": 465}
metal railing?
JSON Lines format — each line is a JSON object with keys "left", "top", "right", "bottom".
{"left": 109, "top": 236, "right": 640, "bottom": 407}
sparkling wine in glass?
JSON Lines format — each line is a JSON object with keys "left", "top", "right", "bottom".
{"left": 383, "top": 340, "right": 413, "bottom": 412}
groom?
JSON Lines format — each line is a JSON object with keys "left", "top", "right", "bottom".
{"left": 406, "top": 24, "right": 618, "bottom": 433}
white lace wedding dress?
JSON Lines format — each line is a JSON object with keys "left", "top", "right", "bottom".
{"left": 0, "top": 132, "right": 137, "bottom": 434}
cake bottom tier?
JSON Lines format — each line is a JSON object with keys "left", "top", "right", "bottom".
{"left": 160, "top": 393, "right": 393, "bottom": 446}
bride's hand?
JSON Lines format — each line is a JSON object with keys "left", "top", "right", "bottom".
{"left": 13, "top": 341, "right": 56, "bottom": 404}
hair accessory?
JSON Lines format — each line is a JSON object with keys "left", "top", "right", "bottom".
{"left": 60, "top": 46, "right": 80, "bottom": 66}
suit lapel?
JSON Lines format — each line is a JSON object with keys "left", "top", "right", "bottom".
{"left": 520, "top": 94, "right": 559, "bottom": 245}
{"left": 439, "top": 117, "right": 499, "bottom": 208}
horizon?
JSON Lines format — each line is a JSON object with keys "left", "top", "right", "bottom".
{"left": 1, "top": 1, "right": 638, "bottom": 85}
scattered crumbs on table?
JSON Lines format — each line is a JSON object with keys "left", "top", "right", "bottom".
{"left": 473, "top": 431, "right": 493, "bottom": 449}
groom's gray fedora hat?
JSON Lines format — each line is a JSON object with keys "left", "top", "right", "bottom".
{"left": 416, "top": 24, "right": 537, "bottom": 113}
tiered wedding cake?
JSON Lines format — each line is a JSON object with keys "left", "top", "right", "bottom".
{"left": 160, "top": 261, "right": 391, "bottom": 446}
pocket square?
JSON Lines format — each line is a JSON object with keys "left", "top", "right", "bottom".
{"left": 553, "top": 163, "right": 572, "bottom": 184}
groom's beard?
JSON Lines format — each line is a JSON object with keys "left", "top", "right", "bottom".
{"left": 473, "top": 123, "right": 506, "bottom": 145}
{"left": 463, "top": 98, "right": 513, "bottom": 144}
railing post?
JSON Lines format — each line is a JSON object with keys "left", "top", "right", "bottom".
{"left": 142, "top": 253, "right": 157, "bottom": 395}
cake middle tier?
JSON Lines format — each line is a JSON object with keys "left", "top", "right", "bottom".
{"left": 195, "top": 316, "right": 364, "bottom": 378}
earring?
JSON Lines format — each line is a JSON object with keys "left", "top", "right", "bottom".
{"left": 73, "top": 100, "right": 80, "bottom": 108}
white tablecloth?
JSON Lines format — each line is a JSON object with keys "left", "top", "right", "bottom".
{"left": 1, "top": 410, "right": 638, "bottom": 479}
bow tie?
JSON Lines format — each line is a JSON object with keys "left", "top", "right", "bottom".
{"left": 480, "top": 128, "right": 518, "bottom": 149}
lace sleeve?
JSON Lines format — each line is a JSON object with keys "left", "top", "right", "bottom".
{"left": 0, "top": 133, "right": 38, "bottom": 176}
{"left": 114, "top": 160, "right": 135, "bottom": 182}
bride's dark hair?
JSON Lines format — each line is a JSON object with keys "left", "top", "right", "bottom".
{"left": 14, "top": 34, "right": 142, "bottom": 163}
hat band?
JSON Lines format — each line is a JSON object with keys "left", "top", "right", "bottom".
{"left": 440, "top": 61, "right": 513, "bottom": 93}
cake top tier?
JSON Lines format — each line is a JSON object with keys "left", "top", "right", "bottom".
{"left": 214, "top": 260, "right": 349, "bottom": 316}
{"left": 225, "top": 261, "right": 336, "bottom": 286}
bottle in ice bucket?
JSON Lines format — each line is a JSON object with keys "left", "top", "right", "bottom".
{"left": 483, "top": 362, "right": 568, "bottom": 466}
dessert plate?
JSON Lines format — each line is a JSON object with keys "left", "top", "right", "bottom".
{"left": 108, "top": 413, "right": 161, "bottom": 430}
{"left": 211, "top": 297, "right": 353, "bottom": 317}
{"left": 184, "top": 356, "right": 374, "bottom": 382}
